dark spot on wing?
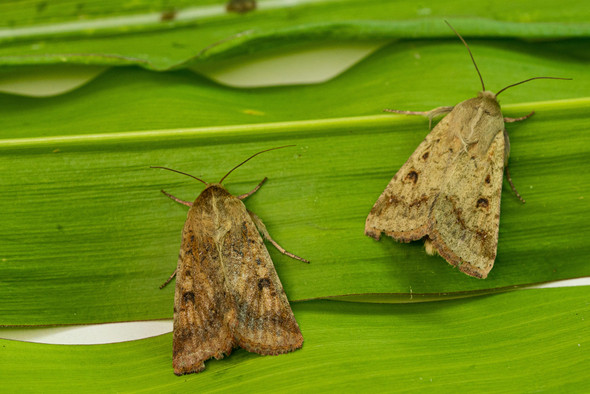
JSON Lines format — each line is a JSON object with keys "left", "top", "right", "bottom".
{"left": 257, "top": 278, "right": 271, "bottom": 290}
{"left": 405, "top": 170, "right": 419, "bottom": 184}
{"left": 422, "top": 151, "right": 429, "bottom": 160}
{"left": 183, "top": 291, "right": 195, "bottom": 303}
{"left": 485, "top": 175, "right": 491, "bottom": 184}
{"left": 476, "top": 198, "right": 489, "bottom": 208}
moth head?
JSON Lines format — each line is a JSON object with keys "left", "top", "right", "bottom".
{"left": 445, "top": 21, "right": 571, "bottom": 99}
{"left": 478, "top": 91, "right": 496, "bottom": 100}
{"left": 150, "top": 145, "right": 294, "bottom": 187}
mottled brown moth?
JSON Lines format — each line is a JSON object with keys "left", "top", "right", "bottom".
{"left": 153, "top": 146, "right": 307, "bottom": 375}
{"left": 365, "top": 21, "right": 570, "bottom": 279}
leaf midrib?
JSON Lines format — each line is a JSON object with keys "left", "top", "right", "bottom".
{"left": 1, "top": 97, "right": 587, "bottom": 149}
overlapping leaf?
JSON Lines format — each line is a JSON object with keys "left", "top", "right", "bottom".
{"left": 1, "top": 32, "right": 590, "bottom": 325}
{"left": 1, "top": 1, "right": 590, "bottom": 70}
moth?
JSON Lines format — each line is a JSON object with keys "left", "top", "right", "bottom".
{"left": 153, "top": 146, "right": 308, "bottom": 375}
{"left": 365, "top": 21, "right": 570, "bottom": 279}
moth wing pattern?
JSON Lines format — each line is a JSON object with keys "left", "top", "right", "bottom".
{"left": 219, "top": 195, "right": 303, "bottom": 355}
{"left": 428, "top": 130, "right": 505, "bottom": 278}
{"left": 365, "top": 114, "right": 455, "bottom": 242}
{"left": 173, "top": 185, "right": 302, "bottom": 375}
{"left": 366, "top": 96, "right": 505, "bottom": 278}
{"left": 173, "top": 207, "right": 235, "bottom": 375}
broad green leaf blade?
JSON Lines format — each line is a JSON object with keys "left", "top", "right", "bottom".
{"left": 1, "top": 40, "right": 588, "bottom": 138}
{"left": 1, "top": 287, "right": 588, "bottom": 392}
{"left": 1, "top": 99, "right": 589, "bottom": 325}
{"left": 2, "top": 13, "right": 590, "bottom": 326}
{"left": 1, "top": 1, "right": 590, "bottom": 70}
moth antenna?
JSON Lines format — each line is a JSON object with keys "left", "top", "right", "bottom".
{"left": 445, "top": 20, "right": 485, "bottom": 92}
{"left": 150, "top": 166, "right": 208, "bottom": 185}
{"left": 219, "top": 145, "right": 295, "bottom": 184}
{"left": 495, "top": 77, "right": 572, "bottom": 97}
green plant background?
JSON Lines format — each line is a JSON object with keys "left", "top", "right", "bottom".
{"left": 0, "top": 1, "right": 588, "bottom": 391}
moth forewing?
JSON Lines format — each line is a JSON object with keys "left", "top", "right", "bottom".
{"left": 211, "top": 186, "right": 303, "bottom": 354}
{"left": 173, "top": 189, "right": 233, "bottom": 375}
{"left": 364, "top": 119, "right": 448, "bottom": 242}
{"left": 428, "top": 121, "right": 506, "bottom": 279}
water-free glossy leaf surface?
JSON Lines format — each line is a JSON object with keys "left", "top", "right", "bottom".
{"left": 1, "top": 34, "right": 590, "bottom": 325}
{"left": 1, "top": 287, "right": 588, "bottom": 392}
{"left": 1, "top": 1, "right": 590, "bottom": 70}
{"left": 1, "top": 98, "right": 589, "bottom": 325}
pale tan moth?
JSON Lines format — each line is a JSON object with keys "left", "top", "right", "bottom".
{"left": 365, "top": 21, "right": 569, "bottom": 278}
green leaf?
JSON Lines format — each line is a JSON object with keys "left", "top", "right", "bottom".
{"left": 1, "top": 4, "right": 588, "bottom": 392}
{"left": 0, "top": 104, "right": 588, "bottom": 323}
{"left": 1, "top": 37, "right": 589, "bottom": 325}
{"left": 2, "top": 287, "right": 588, "bottom": 391}
{"left": 1, "top": 1, "right": 590, "bottom": 69}
{"left": 1, "top": 38, "right": 588, "bottom": 135}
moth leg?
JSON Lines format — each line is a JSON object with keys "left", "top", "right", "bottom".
{"left": 501, "top": 130, "right": 525, "bottom": 203}
{"left": 238, "top": 177, "right": 268, "bottom": 200}
{"left": 384, "top": 106, "right": 454, "bottom": 129}
{"left": 161, "top": 190, "right": 192, "bottom": 207}
{"left": 159, "top": 268, "right": 177, "bottom": 289}
{"left": 504, "top": 111, "right": 534, "bottom": 123}
{"left": 505, "top": 167, "right": 526, "bottom": 204}
{"left": 248, "top": 211, "right": 310, "bottom": 263}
